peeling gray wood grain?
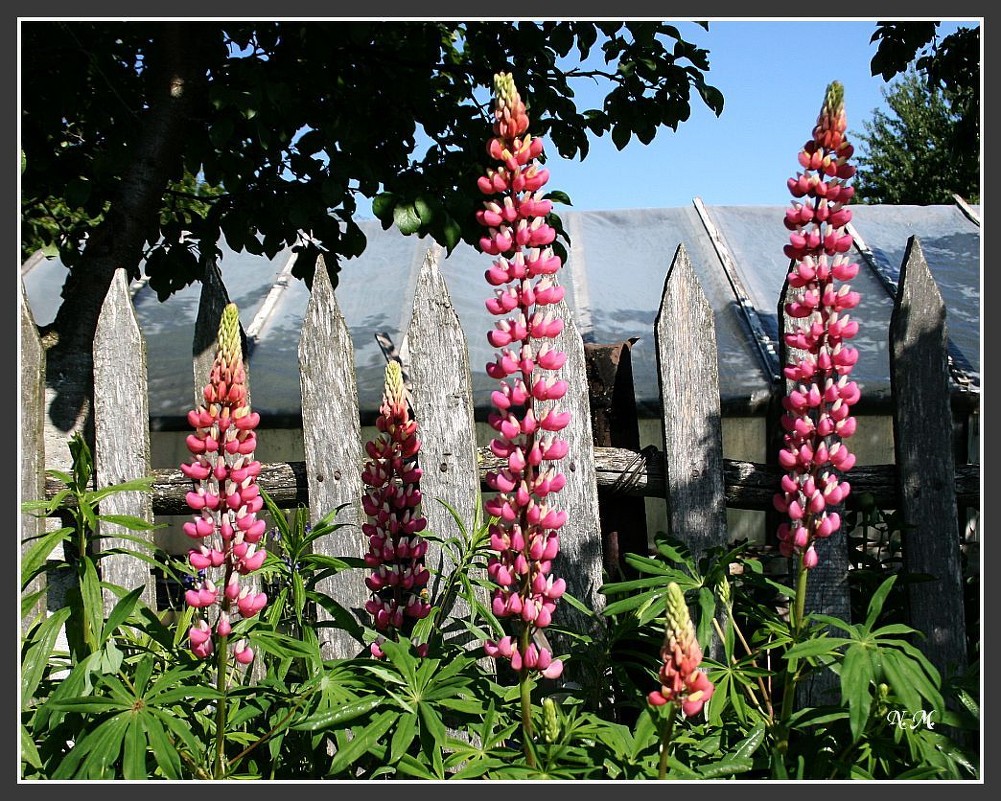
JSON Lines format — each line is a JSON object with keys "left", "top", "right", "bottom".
{"left": 404, "top": 250, "right": 484, "bottom": 645}
{"left": 543, "top": 292, "right": 605, "bottom": 646}
{"left": 890, "top": 237, "right": 967, "bottom": 676}
{"left": 655, "top": 244, "right": 727, "bottom": 558}
{"left": 93, "top": 269, "right": 155, "bottom": 612}
{"left": 299, "top": 256, "right": 367, "bottom": 660}
{"left": 20, "top": 278, "right": 47, "bottom": 632}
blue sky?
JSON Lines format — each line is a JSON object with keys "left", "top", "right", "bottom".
{"left": 513, "top": 19, "right": 980, "bottom": 213}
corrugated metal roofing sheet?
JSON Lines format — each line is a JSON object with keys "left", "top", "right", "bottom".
{"left": 21, "top": 202, "right": 981, "bottom": 422}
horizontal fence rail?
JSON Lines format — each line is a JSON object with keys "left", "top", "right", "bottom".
{"left": 39, "top": 450, "right": 983, "bottom": 515}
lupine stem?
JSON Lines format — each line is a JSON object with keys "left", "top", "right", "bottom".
{"left": 657, "top": 704, "right": 678, "bottom": 780}
{"left": 214, "top": 631, "right": 229, "bottom": 779}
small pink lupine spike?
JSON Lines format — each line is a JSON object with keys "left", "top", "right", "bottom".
{"left": 777, "top": 82, "right": 860, "bottom": 571}
{"left": 648, "top": 583, "right": 715, "bottom": 717}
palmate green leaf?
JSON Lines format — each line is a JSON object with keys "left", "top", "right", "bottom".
{"left": 378, "top": 638, "right": 419, "bottom": 689}
{"left": 150, "top": 685, "right": 224, "bottom": 705}
{"left": 328, "top": 711, "right": 397, "bottom": 776}
{"left": 53, "top": 712, "right": 131, "bottom": 779}
{"left": 21, "top": 606, "right": 71, "bottom": 707}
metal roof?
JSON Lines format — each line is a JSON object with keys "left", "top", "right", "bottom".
{"left": 22, "top": 202, "right": 981, "bottom": 423}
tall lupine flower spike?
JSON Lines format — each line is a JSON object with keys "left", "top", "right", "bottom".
{"left": 181, "top": 303, "right": 267, "bottom": 663}
{"left": 774, "top": 81, "right": 860, "bottom": 571}
{"left": 648, "top": 582, "right": 715, "bottom": 717}
{"left": 478, "top": 72, "right": 568, "bottom": 682}
{"left": 361, "top": 360, "right": 431, "bottom": 658}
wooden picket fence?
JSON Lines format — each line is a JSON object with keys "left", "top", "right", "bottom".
{"left": 20, "top": 237, "right": 979, "bottom": 676}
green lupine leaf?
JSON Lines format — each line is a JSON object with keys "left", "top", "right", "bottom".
{"left": 880, "top": 648, "right": 922, "bottom": 711}
{"left": 887, "top": 648, "right": 944, "bottom": 710}
{"left": 142, "top": 713, "right": 182, "bottom": 780}
{"left": 153, "top": 708, "right": 203, "bottom": 756}
{"left": 379, "top": 639, "right": 419, "bottom": 689}
{"left": 63, "top": 713, "right": 130, "bottom": 780}
{"left": 20, "top": 724, "right": 42, "bottom": 771}
{"left": 20, "top": 526, "right": 73, "bottom": 587}
{"left": 293, "top": 694, "right": 382, "bottom": 730}
{"left": 122, "top": 715, "right": 148, "bottom": 780}
{"left": 841, "top": 643, "right": 874, "bottom": 741}
{"left": 698, "top": 756, "right": 754, "bottom": 778}
{"left": 787, "top": 705, "right": 850, "bottom": 729}
{"left": 148, "top": 685, "right": 223, "bottom": 705}
{"left": 21, "top": 606, "right": 71, "bottom": 707}
{"left": 889, "top": 638, "right": 942, "bottom": 687}
{"left": 697, "top": 585, "right": 716, "bottom": 646}
{"left": 327, "top": 711, "right": 397, "bottom": 775}
{"left": 389, "top": 710, "right": 418, "bottom": 763}
{"left": 395, "top": 752, "right": 445, "bottom": 779}
{"left": 784, "top": 636, "right": 852, "bottom": 660}
{"left": 732, "top": 722, "right": 766, "bottom": 760}
{"left": 863, "top": 575, "right": 897, "bottom": 632}
{"left": 101, "top": 585, "right": 145, "bottom": 643}
{"left": 417, "top": 701, "right": 447, "bottom": 743}
{"left": 80, "top": 557, "right": 104, "bottom": 649}
{"left": 95, "top": 513, "right": 161, "bottom": 532}
{"left": 250, "top": 630, "right": 318, "bottom": 660}
{"left": 90, "top": 478, "right": 156, "bottom": 502}
{"left": 49, "top": 695, "right": 130, "bottom": 713}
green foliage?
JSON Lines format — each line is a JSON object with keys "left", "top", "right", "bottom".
{"left": 21, "top": 441, "right": 979, "bottom": 780}
{"left": 852, "top": 69, "right": 979, "bottom": 204}
{"left": 861, "top": 21, "right": 979, "bottom": 204}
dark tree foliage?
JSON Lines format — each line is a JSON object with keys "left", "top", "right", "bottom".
{"left": 853, "top": 71, "right": 980, "bottom": 205}
{"left": 860, "top": 21, "right": 980, "bottom": 203}
{"left": 20, "top": 21, "right": 722, "bottom": 314}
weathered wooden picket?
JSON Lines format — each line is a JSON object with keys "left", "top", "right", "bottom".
{"left": 20, "top": 237, "right": 979, "bottom": 676}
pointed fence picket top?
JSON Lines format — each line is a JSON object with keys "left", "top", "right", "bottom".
{"left": 655, "top": 244, "right": 727, "bottom": 558}
{"left": 403, "top": 249, "right": 484, "bottom": 639}
{"left": 890, "top": 236, "right": 967, "bottom": 677}
{"left": 543, "top": 290, "right": 605, "bottom": 647}
{"left": 93, "top": 268, "right": 155, "bottom": 613}
{"left": 299, "top": 255, "right": 367, "bottom": 660}
{"left": 21, "top": 277, "right": 47, "bottom": 633}
{"left": 778, "top": 275, "right": 850, "bottom": 707}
